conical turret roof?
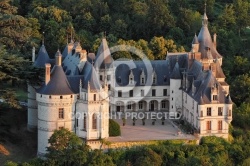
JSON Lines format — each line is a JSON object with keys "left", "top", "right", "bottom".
{"left": 197, "top": 13, "right": 222, "bottom": 59}
{"left": 89, "top": 65, "right": 101, "bottom": 90}
{"left": 37, "top": 51, "right": 74, "bottom": 95}
{"left": 95, "top": 38, "right": 113, "bottom": 69}
{"left": 171, "top": 61, "right": 181, "bottom": 79}
{"left": 192, "top": 34, "right": 199, "bottom": 44}
{"left": 34, "top": 45, "right": 50, "bottom": 68}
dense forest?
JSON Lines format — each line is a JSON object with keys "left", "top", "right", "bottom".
{"left": 1, "top": 0, "right": 250, "bottom": 165}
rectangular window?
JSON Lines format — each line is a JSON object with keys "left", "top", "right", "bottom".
{"left": 94, "top": 94, "right": 96, "bottom": 101}
{"left": 153, "top": 77, "right": 156, "bottom": 84}
{"left": 107, "top": 75, "right": 110, "bottom": 81}
{"left": 127, "top": 103, "right": 132, "bottom": 110}
{"left": 129, "top": 90, "right": 133, "bottom": 97}
{"left": 141, "top": 77, "right": 144, "bottom": 84}
{"left": 206, "top": 121, "right": 211, "bottom": 130}
{"left": 163, "top": 89, "right": 167, "bottom": 96}
{"left": 118, "top": 90, "right": 122, "bottom": 97}
{"left": 152, "top": 89, "right": 156, "bottom": 96}
{"left": 218, "top": 120, "right": 222, "bottom": 130}
{"left": 161, "top": 101, "right": 166, "bottom": 108}
{"left": 139, "top": 101, "right": 143, "bottom": 109}
{"left": 100, "top": 75, "right": 103, "bottom": 81}
{"left": 83, "top": 114, "right": 86, "bottom": 130}
{"left": 92, "top": 114, "right": 97, "bottom": 129}
{"left": 207, "top": 107, "right": 211, "bottom": 116}
{"left": 213, "top": 95, "right": 218, "bottom": 100}
{"left": 218, "top": 107, "right": 223, "bottom": 116}
{"left": 141, "top": 90, "right": 144, "bottom": 96}
{"left": 59, "top": 108, "right": 64, "bottom": 119}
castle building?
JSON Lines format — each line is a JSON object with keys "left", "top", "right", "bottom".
{"left": 28, "top": 11, "right": 232, "bottom": 156}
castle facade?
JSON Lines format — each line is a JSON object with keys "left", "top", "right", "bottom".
{"left": 27, "top": 12, "right": 232, "bottom": 156}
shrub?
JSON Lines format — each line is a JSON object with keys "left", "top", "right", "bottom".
{"left": 109, "top": 119, "right": 121, "bottom": 136}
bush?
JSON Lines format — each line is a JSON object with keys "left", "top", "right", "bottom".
{"left": 109, "top": 119, "right": 121, "bottom": 136}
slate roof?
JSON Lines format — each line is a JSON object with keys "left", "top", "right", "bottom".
{"left": 66, "top": 61, "right": 101, "bottom": 91}
{"left": 62, "top": 41, "right": 74, "bottom": 59}
{"left": 166, "top": 53, "right": 189, "bottom": 72}
{"left": 192, "top": 34, "right": 199, "bottom": 44}
{"left": 88, "top": 65, "right": 102, "bottom": 90}
{"left": 185, "top": 69, "right": 228, "bottom": 105}
{"left": 197, "top": 14, "right": 222, "bottom": 59}
{"left": 171, "top": 62, "right": 181, "bottom": 79}
{"left": 95, "top": 38, "right": 113, "bottom": 69}
{"left": 215, "top": 61, "right": 226, "bottom": 78}
{"left": 115, "top": 60, "right": 170, "bottom": 87}
{"left": 38, "top": 65, "right": 74, "bottom": 95}
{"left": 34, "top": 45, "right": 51, "bottom": 68}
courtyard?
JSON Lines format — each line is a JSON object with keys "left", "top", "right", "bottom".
{"left": 108, "top": 114, "right": 195, "bottom": 142}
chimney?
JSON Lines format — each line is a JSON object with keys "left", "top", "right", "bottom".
{"left": 213, "top": 33, "right": 217, "bottom": 48}
{"left": 45, "top": 63, "right": 51, "bottom": 85}
{"left": 32, "top": 47, "right": 35, "bottom": 62}
{"left": 80, "top": 50, "right": 87, "bottom": 60}
{"left": 55, "top": 52, "right": 62, "bottom": 66}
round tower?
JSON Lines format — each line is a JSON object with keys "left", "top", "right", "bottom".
{"left": 36, "top": 52, "right": 76, "bottom": 156}
{"left": 28, "top": 45, "right": 50, "bottom": 131}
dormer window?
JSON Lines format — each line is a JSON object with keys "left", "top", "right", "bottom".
{"left": 213, "top": 95, "right": 218, "bottom": 101}
{"left": 129, "top": 70, "right": 134, "bottom": 85}
{"left": 140, "top": 69, "right": 145, "bottom": 85}
{"left": 153, "top": 77, "right": 156, "bottom": 84}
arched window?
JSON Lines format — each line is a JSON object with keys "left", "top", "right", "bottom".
{"left": 83, "top": 113, "right": 87, "bottom": 130}
{"left": 92, "top": 114, "right": 97, "bottom": 129}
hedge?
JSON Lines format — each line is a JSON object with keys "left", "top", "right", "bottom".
{"left": 109, "top": 119, "right": 121, "bottom": 136}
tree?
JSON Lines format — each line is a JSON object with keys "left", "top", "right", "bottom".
{"left": 134, "top": 148, "right": 162, "bottom": 166}
{"left": 234, "top": 0, "right": 250, "bottom": 36}
{"left": 176, "top": 8, "right": 201, "bottom": 36}
{"left": 230, "top": 74, "right": 250, "bottom": 106}
{"left": 87, "top": 149, "right": 115, "bottom": 166}
{"left": 146, "top": 0, "right": 175, "bottom": 38}
{"left": 0, "top": 46, "right": 29, "bottom": 108}
{"left": 232, "top": 103, "right": 250, "bottom": 129}
{"left": 30, "top": 6, "right": 72, "bottom": 55}
{"left": 149, "top": 37, "right": 183, "bottom": 60}
{"left": 217, "top": 4, "right": 236, "bottom": 30}
{"left": 0, "top": 0, "right": 35, "bottom": 52}
{"left": 47, "top": 128, "right": 89, "bottom": 165}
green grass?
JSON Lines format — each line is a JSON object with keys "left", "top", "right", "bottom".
{"left": 1, "top": 82, "right": 27, "bottom": 101}
{"left": 14, "top": 88, "right": 27, "bottom": 101}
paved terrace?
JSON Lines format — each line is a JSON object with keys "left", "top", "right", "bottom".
{"left": 108, "top": 117, "right": 195, "bottom": 142}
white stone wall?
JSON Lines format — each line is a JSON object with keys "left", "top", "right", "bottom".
{"left": 169, "top": 79, "right": 182, "bottom": 112}
{"left": 27, "top": 84, "right": 38, "bottom": 131}
{"left": 36, "top": 93, "right": 76, "bottom": 155}
{"left": 76, "top": 86, "right": 109, "bottom": 140}
{"left": 183, "top": 92, "right": 199, "bottom": 129}
{"left": 198, "top": 103, "right": 231, "bottom": 139}
{"left": 111, "top": 85, "right": 170, "bottom": 112}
